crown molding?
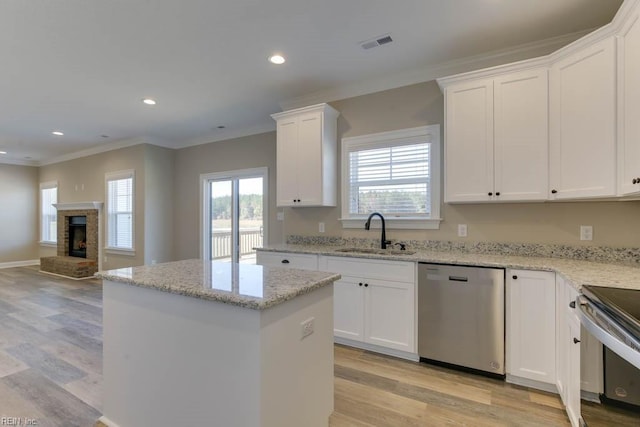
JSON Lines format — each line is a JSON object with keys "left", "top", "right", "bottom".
{"left": 279, "top": 28, "right": 593, "bottom": 111}
{"left": 38, "top": 136, "right": 156, "bottom": 166}
{"left": 0, "top": 158, "right": 39, "bottom": 167}
{"left": 169, "top": 122, "right": 276, "bottom": 150}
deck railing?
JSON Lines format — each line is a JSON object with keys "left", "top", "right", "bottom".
{"left": 211, "top": 228, "right": 263, "bottom": 260}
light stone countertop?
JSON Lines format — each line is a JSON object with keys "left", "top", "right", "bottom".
{"left": 258, "top": 244, "right": 640, "bottom": 291}
{"left": 96, "top": 259, "right": 341, "bottom": 310}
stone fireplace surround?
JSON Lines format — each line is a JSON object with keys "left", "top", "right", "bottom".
{"left": 40, "top": 202, "right": 102, "bottom": 279}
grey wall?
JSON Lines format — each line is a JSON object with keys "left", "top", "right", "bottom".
{"left": 144, "top": 144, "right": 175, "bottom": 265}
{"left": 172, "top": 132, "right": 281, "bottom": 261}
{"left": 0, "top": 164, "right": 39, "bottom": 263}
{"left": 283, "top": 81, "right": 640, "bottom": 247}
{"left": 38, "top": 145, "right": 149, "bottom": 269}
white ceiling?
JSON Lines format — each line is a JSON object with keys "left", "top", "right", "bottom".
{"left": 0, "top": 0, "right": 623, "bottom": 165}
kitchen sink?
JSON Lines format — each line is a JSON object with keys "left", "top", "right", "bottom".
{"left": 333, "top": 247, "right": 416, "bottom": 256}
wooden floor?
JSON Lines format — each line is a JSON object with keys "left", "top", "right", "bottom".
{"left": 0, "top": 266, "right": 638, "bottom": 427}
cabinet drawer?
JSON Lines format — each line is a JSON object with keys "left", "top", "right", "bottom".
{"left": 256, "top": 252, "right": 318, "bottom": 270}
{"left": 319, "top": 256, "right": 415, "bottom": 283}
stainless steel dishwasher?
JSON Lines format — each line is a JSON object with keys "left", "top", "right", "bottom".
{"left": 418, "top": 263, "right": 505, "bottom": 377}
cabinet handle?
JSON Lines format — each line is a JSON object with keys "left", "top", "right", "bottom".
{"left": 512, "top": 275, "right": 518, "bottom": 280}
{"left": 573, "top": 338, "right": 581, "bottom": 344}
{"left": 281, "top": 259, "right": 290, "bottom": 264}
{"left": 569, "top": 301, "right": 576, "bottom": 309}
{"left": 551, "top": 189, "right": 558, "bottom": 194}
{"left": 359, "top": 282, "right": 363, "bottom": 287}
{"left": 488, "top": 192, "right": 493, "bottom": 196}
{"left": 496, "top": 192, "right": 501, "bottom": 196}
{"left": 633, "top": 179, "right": 638, "bottom": 184}
{"left": 364, "top": 283, "right": 369, "bottom": 287}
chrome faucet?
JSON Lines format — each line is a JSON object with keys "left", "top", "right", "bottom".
{"left": 365, "top": 212, "right": 391, "bottom": 249}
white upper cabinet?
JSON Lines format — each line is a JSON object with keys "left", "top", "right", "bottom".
{"left": 444, "top": 68, "right": 548, "bottom": 203}
{"left": 494, "top": 70, "right": 549, "bottom": 201}
{"left": 549, "top": 37, "right": 617, "bottom": 200}
{"left": 618, "top": 10, "right": 640, "bottom": 196}
{"left": 445, "top": 79, "right": 494, "bottom": 202}
{"left": 272, "top": 104, "right": 339, "bottom": 207}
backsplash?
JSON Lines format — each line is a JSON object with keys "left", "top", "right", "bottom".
{"left": 285, "top": 235, "right": 640, "bottom": 264}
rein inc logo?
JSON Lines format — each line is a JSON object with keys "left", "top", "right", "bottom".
{"left": 1, "top": 418, "right": 38, "bottom": 425}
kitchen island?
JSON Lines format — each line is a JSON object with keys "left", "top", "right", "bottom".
{"left": 96, "top": 259, "right": 340, "bottom": 427}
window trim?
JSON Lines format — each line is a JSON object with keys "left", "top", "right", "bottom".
{"left": 340, "top": 125, "right": 441, "bottom": 230}
{"left": 105, "top": 169, "right": 135, "bottom": 254}
{"left": 199, "top": 167, "right": 269, "bottom": 261}
{"left": 39, "top": 181, "right": 58, "bottom": 245}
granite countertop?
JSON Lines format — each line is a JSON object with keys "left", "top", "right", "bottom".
{"left": 257, "top": 244, "right": 640, "bottom": 291}
{"left": 96, "top": 259, "right": 341, "bottom": 310}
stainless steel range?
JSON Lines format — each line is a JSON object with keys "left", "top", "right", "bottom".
{"left": 578, "top": 286, "right": 640, "bottom": 407}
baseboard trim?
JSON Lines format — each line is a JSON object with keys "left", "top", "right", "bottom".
{"left": 334, "top": 337, "right": 419, "bottom": 362}
{"left": 96, "top": 416, "right": 121, "bottom": 427}
{"left": 0, "top": 259, "right": 39, "bottom": 269}
{"left": 39, "top": 270, "right": 97, "bottom": 281}
{"left": 506, "top": 374, "right": 558, "bottom": 394}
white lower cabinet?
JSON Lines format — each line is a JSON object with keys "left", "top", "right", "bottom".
{"left": 333, "top": 276, "right": 365, "bottom": 341}
{"left": 506, "top": 269, "right": 557, "bottom": 386}
{"left": 556, "top": 274, "right": 582, "bottom": 427}
{"left": 319, "top": 256, "right": 416, "bottom": 355}
{"left": 567, "top": 313, "right": 582, "bottom": 427}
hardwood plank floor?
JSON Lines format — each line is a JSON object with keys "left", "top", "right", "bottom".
{"left": 0, "top": 266, "right": 638, "bottom": 426}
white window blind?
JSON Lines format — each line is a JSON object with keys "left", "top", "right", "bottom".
{"left": 40, "top": 184, "right": 58, "bottom": 243}
{"left": 348, "top": 142, "right": 430, "bottom": 216}
{"left": 106, "top": 173, "right": 134, "bottom": 249}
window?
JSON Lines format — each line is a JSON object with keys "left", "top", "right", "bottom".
{"left": 106, "top": 170, "right": 134, "bottom": 252}
{"left": 40, "top": 182, "right": 58, "bottom": 244}
{"left": 201, "top": 168, "right": 267, "bottom": 263}
{"left": 340, "top": 125, "right": 441, "bottom": 229}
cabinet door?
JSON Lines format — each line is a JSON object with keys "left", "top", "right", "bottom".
{"left": 556, "top": 275, "right": 568, "bottom": 403}
{"left": 507, "top": 269, "right": 556, "bottom": 384}
{"left": 333, "top": 277, "right": 365, "bottom": 341}
{"left": 618, "top": 12, "right": 640, "bottom": 195}
{"left": 364, "top": 278, "right": 415, "bottom": 352}
{"left": 566, "top": 314, "right": 582, "bottom": 427}
{"left": 296, "top": 111, "right": 323, "bottom": 206}
{"left": 550, "top": 37, "right": 616, "bottom": 199}
{"left": 445, "top": 79, "right": 494, "bottom": 202}
{"left": 494, "top": 69, "right": 549, "bottom": 201}
{"left": 276, "top": 118, "right": 300, "bottom": 206}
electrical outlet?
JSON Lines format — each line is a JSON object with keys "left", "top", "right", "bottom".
{"left": 458, "top": 224, "right": 468, "bottom": 237}
{"left": 319, "top": 222, "right": 325, "bottom": 233}
{"left": 276, "top": 211, "right": 284, "bottom": 221}
{"left": 580, "top": 225, "right": 593, "bottom": 241}
{"left": 300, "top": 317, "right": 315, "bottom": 339}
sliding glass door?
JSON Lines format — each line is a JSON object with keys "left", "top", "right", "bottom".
{"left": 202, "top": 168, "right": 267, "bottom": 263}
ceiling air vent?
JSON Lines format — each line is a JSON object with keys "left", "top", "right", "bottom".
{"left": 360, "top": 34, "right": 393, "bottom": 50}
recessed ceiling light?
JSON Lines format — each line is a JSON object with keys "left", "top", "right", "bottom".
{"left": 0, "top": 151, "right": 6, "bottom": 154}
{"left": 142, "top": 98, "right": 157, "bottom": 105}
{"left": 52, "top": 131, "right": 64, "bottom": 136}
{"left": 269, "top": 54, "right": 285, "bottom": 65}
{"left": 217, "top": 125, "right": 226, "bottom": 129}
